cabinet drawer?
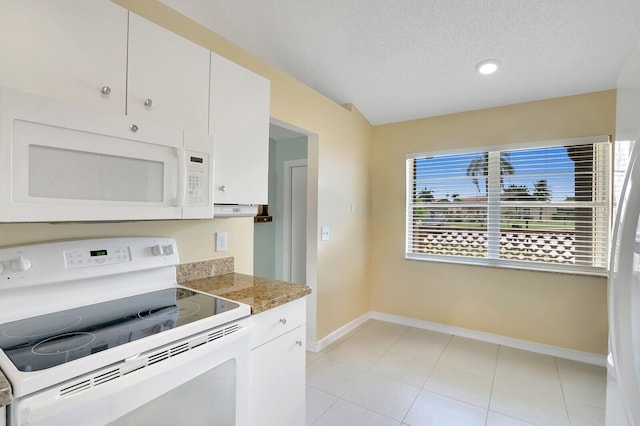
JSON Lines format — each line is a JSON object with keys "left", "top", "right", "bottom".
{"left": 251, "top": 297, "right": 306, "bottom": 349}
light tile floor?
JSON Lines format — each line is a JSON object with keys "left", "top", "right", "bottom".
{"left": 306, "top": 320, "right": 606, "bottom": 426}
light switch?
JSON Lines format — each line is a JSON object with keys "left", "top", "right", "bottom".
{"left": 321, "top": 226, "right": 330, "bottom": 241}
{"left": 216, "top": 231, "right": 228, "bottom": 252}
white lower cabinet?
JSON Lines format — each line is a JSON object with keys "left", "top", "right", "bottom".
{"left": 250, "top": 298, "right": 306, "bottom": 426}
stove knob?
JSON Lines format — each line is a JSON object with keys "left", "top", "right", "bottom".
{"left": 151, "top": 244, "right": 164, "bottom": 256}
{"left": 11, "top": 255, "right": 32, "bottom": 272}
{"left": 162, "top": 244, "right": 175, "bottom": 255}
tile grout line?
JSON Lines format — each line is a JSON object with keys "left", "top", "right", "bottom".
{"left": 484, "top": 344, "right": 502, "bottom": 426}
{"left": 554, "top": 356, "right": 573, "bottom": 425}
{"left": 307, "top": 383, "right": 341, "bottom": 426}
{"left": 331, "top": 322, "right": 417, "bottom": 425}
{"left": 400, "top": 331, "right": 454, "bottom": 425}
{"left": 357, "top": 323, "right": 417, "bottom": 424}
{"left": 324, "top": 327, "right": 412, "bottom": 424}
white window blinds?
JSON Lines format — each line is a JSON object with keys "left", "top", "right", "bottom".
{"left": 406, "top": 136, "right": 610, "bottom": 275}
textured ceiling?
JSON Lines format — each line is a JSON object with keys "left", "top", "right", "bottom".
{"left": 160, "top": 0, "right": 640, "bottom": 125}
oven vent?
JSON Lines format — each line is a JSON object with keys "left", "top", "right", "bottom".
{"left": 59, "top": 379, "right": 91, "bottom": 397}
{"left": 57, "top": 322, "right": 244, "bottom": 399}
{"left": 93, "top": 368, "right": 120, "bottom": 386}
{"left": 208, "top": 329, "right": 225, "bottom": 341}
{"left": 147, "top": 350, "right": 169, "bottom": 366}
{"left": 169, "top": 342, "right": 190, "bottom": 356}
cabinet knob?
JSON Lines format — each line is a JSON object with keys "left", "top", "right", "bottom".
{"left": 100, "top": 85, "right": 111, "bottom": 96}
{"left": 218, "top": 185, "right": 227, "bottom": 192}
{"left": 144, "top": 98, "right": 153, "bottom": 108}
{"left": 130, "top": 124, "right": 139, "bottom": 133}
{"left": 295, "top": 340, "right": 303, "bottom": 347}
{"left": 279, "top": 318, "right": 287, "bottom": 325}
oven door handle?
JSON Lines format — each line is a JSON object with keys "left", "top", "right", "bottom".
{"left": 121, "top": 353, "right": 146, "bottom": 375}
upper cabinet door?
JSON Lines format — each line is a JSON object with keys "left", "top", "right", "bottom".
{"left": 127, "top": 13, "right": 210, "bottom": 133}
{"left": 210, "top": 53, "right": 270, "bottom": 205}
{"left": 0, "top": 0, "right": 128, "bottom": 114}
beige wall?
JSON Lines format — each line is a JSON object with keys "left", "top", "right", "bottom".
{"left": 371, "top": 90, "right": 615, "bottom": 354}
{"left": 0, "top": 219, "right": 255, "bottom": 273}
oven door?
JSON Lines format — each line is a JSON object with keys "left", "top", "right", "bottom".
{"left": 8, "top": 322, "right": 251, "bottom": 426}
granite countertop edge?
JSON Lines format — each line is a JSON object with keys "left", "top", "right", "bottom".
{"left": 180, "top": 272, "right": 311, "bottom": 314}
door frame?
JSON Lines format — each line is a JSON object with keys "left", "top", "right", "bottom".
{"left": 270, "top": 118, "right": 318, "bottom": 346}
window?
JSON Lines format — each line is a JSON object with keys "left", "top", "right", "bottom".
{"left": 406, "top": 136, "right": 610, "bottom": 276}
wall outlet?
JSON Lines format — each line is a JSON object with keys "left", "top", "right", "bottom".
{"left": 321, "top": 226, "right": 330, "bottom": 241}
{"left": 216, "top": 231, "right": 228, "bottom": 252}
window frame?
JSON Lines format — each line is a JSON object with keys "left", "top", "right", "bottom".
{"left": 405, "top": 135, "right": 611, "bottom": 276}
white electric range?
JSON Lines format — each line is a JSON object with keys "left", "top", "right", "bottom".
{"left": 0, "top": 237, "right": 251, "bottom": 426}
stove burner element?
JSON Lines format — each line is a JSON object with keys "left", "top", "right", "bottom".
{"left": 138, "top": 301, "right": 200, "bottom": 320}
{"left": 32, "top": 332, "right": 96, "bottom": 355}
{"left": 3, "top": 314, "right": 81, "bottom": 338}
{"left": 138, "top": 305, "right": 179, "bottom": 319}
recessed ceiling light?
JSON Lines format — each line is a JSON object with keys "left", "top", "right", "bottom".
{"left": 476, "top": 60, "right": 500, "bottom": 75}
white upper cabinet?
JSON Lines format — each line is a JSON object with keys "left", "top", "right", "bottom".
{"left": 127, "top": 13, "right": 210, "bottom": 133}
{"left": 0, "top": 0, "right": 128, "bottom": 114}
{"left": 0, "top": 2, "right": 210, "bottom": 133}
{"left": 210, "top": 53, "right": 270, "bottom": 205}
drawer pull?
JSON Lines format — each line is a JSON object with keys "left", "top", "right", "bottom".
{"left": 279, "top": 318, "right": 287, "bottom": 325}
{"left": 296, "top": 340, "right": 303, "bottom": 347}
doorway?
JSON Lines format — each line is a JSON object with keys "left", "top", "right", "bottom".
{"left": 253, "top": 119, "right": 318, "bottom": 344}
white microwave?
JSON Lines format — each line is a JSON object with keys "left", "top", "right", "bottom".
{"left": 0, "top": 86, "right": 214, "bottom": 222}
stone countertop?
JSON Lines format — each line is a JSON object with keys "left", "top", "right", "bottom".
{"left": 181, "top": 273, "right": 311, "bottom": 314}
{"left": 0, "top": 370, "right": 11, "bottom": 407}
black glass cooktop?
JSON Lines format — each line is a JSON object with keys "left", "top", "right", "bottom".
{"left": 0, "top": 288, "right": 240, "bottom": 372}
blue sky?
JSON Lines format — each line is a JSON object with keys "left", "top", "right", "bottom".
{"left": 415, "top": 147, "right": 575, "bottom": 202}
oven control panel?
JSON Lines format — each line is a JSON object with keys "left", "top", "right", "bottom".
{"left": 0, "top": 237, "right": 178, "bottom": 293}
{"left": 64, "top": 245, "right": 132, "bottom": 269}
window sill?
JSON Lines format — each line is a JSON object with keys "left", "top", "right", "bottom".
{"left": 405, "top": 253, "right": 607, "bottom": 278}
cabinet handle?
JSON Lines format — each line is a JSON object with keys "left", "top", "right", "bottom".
{"left": 218, "top": 185, "right": 227, "bottom": 192}
{"left": 130, "top": 124, "right": 139, "bottom": 133}
{"left": 100, "top": 85, "right": 111, "bottom": 96}
{"left": 296, "top": 340, "right": 303, "bottom": 347}
{"left": 279, "top": 318, "right": 287, "bottom": 325}
{"left": 144, "top": 98, "right": 153, "bottom": 108}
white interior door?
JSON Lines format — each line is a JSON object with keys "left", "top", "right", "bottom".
{"left": 283, "top": 160, "right": 307, "bottom": 284}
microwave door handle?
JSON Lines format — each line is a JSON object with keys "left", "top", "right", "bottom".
{"left": 176, "top": 148, "right": 187, "bottom": 207}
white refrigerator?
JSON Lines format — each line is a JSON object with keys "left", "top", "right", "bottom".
{"left": 607, "top": 41, "right": 640, "bottom": 426}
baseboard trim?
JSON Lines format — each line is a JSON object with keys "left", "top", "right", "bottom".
{"left": 310, "top": 310, "right": 606, "bottom": 367}
{"left": 307, "top": 311, "right": 372, "bottom": 353}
